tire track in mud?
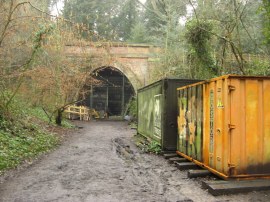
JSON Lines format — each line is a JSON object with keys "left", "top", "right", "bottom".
{"left": 113, "top": 137, "right": 200, "bottom": 202}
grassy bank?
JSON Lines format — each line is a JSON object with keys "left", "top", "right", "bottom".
{"left": 0, "top": 102, "right": 73, "bottom": 174}
{"left": 0, "top": 126, "right": 59, "bottom": 173}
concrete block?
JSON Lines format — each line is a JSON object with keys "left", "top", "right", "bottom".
{"left": 202, "top": 179, "right": 270, "bottom": 196}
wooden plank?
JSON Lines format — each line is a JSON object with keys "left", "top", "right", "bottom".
{"left": 175, "top": 162, "right": 200, "bottom": 170}
{"left": 187, "top": 169, "right": 212, "bottom": 178}
{"left": 64, "top": 105, "right": 91, "bottom": 121}
{"left": 163, "top": 153, "right": 178, "bottom": 159}
{"left": 65, "top": 110, "right": 88, "bottom": 115}
{"left": 160, "top": 150, "right": 175, "bottom": 155}
{"left": 167, "top": 157, "right": 188, "bottom": 164}
{"left": 202, "top": 179, "right": 270, "bottom": 196}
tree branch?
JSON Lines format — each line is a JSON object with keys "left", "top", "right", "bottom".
{"left": 187, "top": 0, "right": 199, "bottom": 23}
{"left": 134, "top": 0, "right": 167, "bottom": 23}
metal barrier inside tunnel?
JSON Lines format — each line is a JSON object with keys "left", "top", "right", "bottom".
{"left": 82, "top": 66, "right": 135, "bottom": 117}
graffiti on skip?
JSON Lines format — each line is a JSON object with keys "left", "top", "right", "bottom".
{"left": 154, "top": 94, "right": 162, "bottom": 138}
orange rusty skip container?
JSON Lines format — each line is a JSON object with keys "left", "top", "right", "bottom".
{"left": 177, "top": 75, "right": 270, "bottom": 180}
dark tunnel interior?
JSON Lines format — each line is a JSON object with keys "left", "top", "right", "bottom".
{"left": 82, "top": 66, "right": 135, "bottom": 116}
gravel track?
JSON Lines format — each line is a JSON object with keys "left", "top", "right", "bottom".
{"left": 0, "top": 121, "right": 269, "bottom": 202}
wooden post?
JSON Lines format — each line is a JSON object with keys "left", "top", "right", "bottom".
{"left": 79, "top": 106, "right": 82, "bottom": 120}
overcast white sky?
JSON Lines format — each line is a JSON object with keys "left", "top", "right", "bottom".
{"left": 52, "top": 0, "right": 147, "bottom": 16}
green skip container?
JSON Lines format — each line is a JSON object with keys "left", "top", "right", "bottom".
{"left": 137, "top": 78, "right": 201, "bottom": 151}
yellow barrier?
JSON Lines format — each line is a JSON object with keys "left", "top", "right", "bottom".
{"left": 65, "top": 105, "right": 90, "bottom": 121}
{"left": 64, "top": 105, "right": 105, "bottom": 120}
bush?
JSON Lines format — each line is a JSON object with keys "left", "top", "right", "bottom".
{"left": 246, "top": 59, "right": 270, "bottom": 76}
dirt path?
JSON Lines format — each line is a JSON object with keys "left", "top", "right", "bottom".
{"left": 0, "top": 121, "right": 269, "bottom": 202}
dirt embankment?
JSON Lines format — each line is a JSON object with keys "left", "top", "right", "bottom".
{"left": 0, "top": 121, "right": 269, "bottom": 202}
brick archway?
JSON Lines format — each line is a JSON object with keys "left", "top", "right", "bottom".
{"left": 65, "top": 43, "right": 161, "bottom": 90}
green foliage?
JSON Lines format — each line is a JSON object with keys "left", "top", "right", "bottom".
{"left": 0, "top": 1, "right": 78, "bottom": 174}
{"left": 28, "top": 107, "right": 74, "bottom": 128}
{"left": 113, "top": 0, "right": 140, "bottom": 41}
{"left": 28, "top": 107, "right": 50, "bottom": 122}
{"left": 60, "top": 117, "right": 75, "bottom": 129}
{"left": 128, "top": 22, "right": 150, "bottom": 43}
{"left": 1, "top": 23, "right": 56, "bottom": 111}
{"left": 0, "top": 102, "right": 59, "bottom": 173}
{"left": 125, "top": 97, "right": 137, "bottom": 118}
{"left": 133, "top": 134, "right": 161, "bottom": 154}
{"left": 144, "top": 0, "right": 186, "bottom": 39}
{"left": 186, "top": 21, "right": 212, "bottom": 49}
{"left": 151, "top": 28, "right": 190, "bottom": 80}
{"left": 0, "top": 128, "right": 59, "bottom": 172}
{"left": 33, "top": 24, "right": 55, "bottom": 45}
{"left": 63, "top": 0, "right": 140, "bottom": 41}
{"left": 261, "top": 0, "right": 270, "bottom": 46}
{"left": 144, "top": 0, "right": 167, "bottom": 37}
{"left": 246, "top": 59, "right": 270, "bottom": 76}
{"left": 0, "top": 96, "right": 74, "bottom": 173}
{"left": 0, "top": 91, "right": 28, "bottom": 121}
{"left": 185, "top": 20, "right": 218, "bottom": 78}
{"left": 146, "top": 141, "right": 161, "bottom": 154}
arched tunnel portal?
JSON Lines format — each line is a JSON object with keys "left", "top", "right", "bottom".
{"left": 82, "top": 66, "right": 135, "bottom": 117}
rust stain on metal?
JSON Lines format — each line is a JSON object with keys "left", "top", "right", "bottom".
{"left": 177, "top": 75, "right": 270, "bottom": 180}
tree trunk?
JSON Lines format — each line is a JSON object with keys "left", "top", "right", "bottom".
{"left": 55, "top": 108, "right": 63, "bottom": 126}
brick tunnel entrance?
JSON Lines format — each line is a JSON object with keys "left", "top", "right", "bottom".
{"left": 82, "top": 66, "right": 135, "bottom": 117}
